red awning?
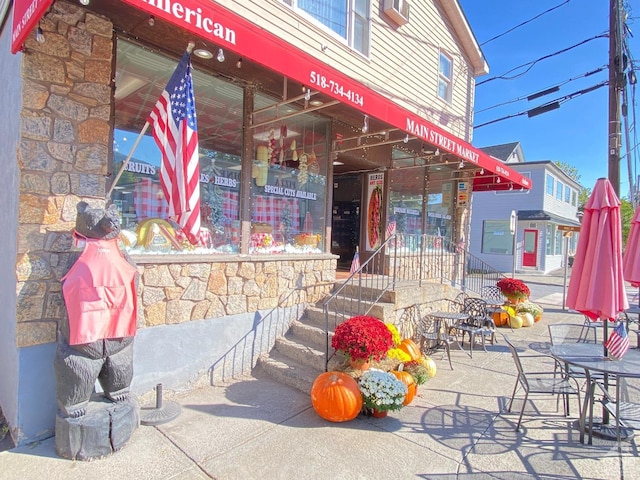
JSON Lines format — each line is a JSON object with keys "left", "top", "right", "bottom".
{"left": 10, "top": 0, "right": 54, "bottom": 53}
{"left": 120, "top": 0, "right": 531, "bottom": 191}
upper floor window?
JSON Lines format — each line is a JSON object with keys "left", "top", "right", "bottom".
{"left": 546, "top": 173, "right": 554, "bottom": 196}
{"left": 556, "top": 181, "right": 564, "bottom": 201}
{"left": 564, "top": 185, "right": 571, "bottom": 203}
{"left": 438, "top": 52, "right": 452, "bottom": 102}
{"left": 285, "top": 0, "right": 371, "bottom": 56}
{"left": 571, "top": 190, "right": 577, "bottom": 206}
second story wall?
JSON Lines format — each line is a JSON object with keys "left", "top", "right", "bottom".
{"left": 223, "top": 0, "right": 480, "bottom": 142}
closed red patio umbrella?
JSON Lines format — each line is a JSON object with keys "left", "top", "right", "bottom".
{"left": 623, "top": 206, "right": 640, "bottom": 288}
{"left": 566, "top": 178, "right": 629, "bottom": 353}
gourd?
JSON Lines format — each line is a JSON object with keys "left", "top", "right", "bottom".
{"left": 399, "top": 339, "right": 422, "bottom": 361}
{"left": 392, "top": 370, "right": 417, "bottom": 405}
{"left": 422, "top": 356, "right": 437, "bottom": 378}
{"left": 492, "top": 311, "right": 510, "bottom": 327}
{"left": 310, "top": 372, "right": 362, "bottom": 422}
{"left": 511, "top": 315, "right": 523, "bottom": 329}
{"left": 521, "top": 312, "right": 535, "bottom": 327}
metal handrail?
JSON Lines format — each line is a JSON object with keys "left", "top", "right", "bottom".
{"left": 322, "top": 233, "right": 506, "bottom": 370}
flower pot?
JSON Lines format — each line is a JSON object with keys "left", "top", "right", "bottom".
{"left": 371, "top": 408, "right": 388, "bottom": 418}
{"left": 506, "top": 295, "right": 526, "bottom": 305}
{"left": 349, "top": 358, "right": 370, "bottom": 371}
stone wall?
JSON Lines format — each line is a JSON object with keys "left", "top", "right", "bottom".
{"left": 15, "top": 2, "right": 114, "bottom": 348}
{"left": 135, "top": 256, "right": 336, "bottom": 327}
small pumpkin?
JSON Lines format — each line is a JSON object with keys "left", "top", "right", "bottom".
{"left": 392, "top": 370, "right": 417, "bottom": 405}
{"left": 492, "top": 310, "right": 510, "bottom": 327}
{"left": 422, "top": 356, "right": 437, "bottom": 379}
{"left": 310, "top": 372, "right": 362, "bottom": 422}
{"left": 511, "top": 315, "right": 523, "bottom": 329}
{"left": 399, "top": 339, "right": 422, "bottom": 361}
{"left": 521, "top": 312, "right": 535, "bottom": 327}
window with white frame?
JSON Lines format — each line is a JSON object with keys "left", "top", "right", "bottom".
{"left": 571, "top": 190, "right": 577, "bottom": 206}
{"left": 554, "top": 225, "right": 562, "bottom": 255}
{"left": 556, "top": 181, "right": 563, "bottom": 201}
{"left": 438, "top": 52, "right": 453, "bottom": 102}
{"left": 481, "top": 220, "right": 513, "bottom": 254}
{"left": 564, "top": 185, "right": 571, "bottom": 203}
{"left": 284, "top": 0, "right": 371, "bottom": 56}
{"left": 546, "top": 173, "right": 554, "bottom": 196}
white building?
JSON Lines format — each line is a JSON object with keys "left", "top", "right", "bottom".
{"left": 469, "top": 142, "right": 581, "bottom": 274}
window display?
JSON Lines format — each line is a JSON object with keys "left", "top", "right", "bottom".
{"left": 111, "top": 40, "right": 329, "bottom": 256}
{"left": 249, "top": 103, "right": 328, "bottom": 254}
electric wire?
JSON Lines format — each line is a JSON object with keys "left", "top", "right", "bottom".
{"left": 475, "top": 65, "right": 607, "bottom": 114}
{"left": 477, "top": 33, "right": 608, "bottom": 86}
{"left": 480, "top": 0, "right": 572, "bottom": 46}
{"left": 474, "top": 81, "right": 608, "bottom": 129}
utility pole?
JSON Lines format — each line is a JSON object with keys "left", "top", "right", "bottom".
{"left": 608, "top": 0, "right": 623, "bottom": 196}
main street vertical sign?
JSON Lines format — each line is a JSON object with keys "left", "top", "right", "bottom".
{"left": 11, "top": 0, "right": 54, "bottom": 53}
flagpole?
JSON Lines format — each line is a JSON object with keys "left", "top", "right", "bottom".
{"left": 106, "top": 42, "right": 196, "bottom": 201}
{"left": 106, "top": 121, "right": 150, "bottom": 199}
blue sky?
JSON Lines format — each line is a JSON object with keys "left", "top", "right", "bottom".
{"left": 459, "top": 0, "right": 639, "bottom": 199}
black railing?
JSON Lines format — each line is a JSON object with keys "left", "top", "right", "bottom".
{"left": 322, "top": 233, "right": 506, "bottom": 370}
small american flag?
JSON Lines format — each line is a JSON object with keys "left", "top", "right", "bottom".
{"left": 386, "top": 217, "right": 396, "bottom": 238}
{"left": 148, "top": 49, "right": 201, "bottom": 245}
{"left": 605, "top": 322, "right": 630, "bottom": 359}
{"left": 350, "top": 249, "right": 360, "bottom": 274}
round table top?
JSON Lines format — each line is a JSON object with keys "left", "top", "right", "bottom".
{"left": 550, "top": 343, "right": 640, "bottom": 378}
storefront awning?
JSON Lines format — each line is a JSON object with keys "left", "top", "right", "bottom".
{"left": 116, "top": 0, "right": 530, "bottom": 192}
{"left": 518, "top": 210, "right": 581, "bottom": 227}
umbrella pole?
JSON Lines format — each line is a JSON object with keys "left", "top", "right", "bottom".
{"left": 603, "top": 321, "right": 610, "bottom": 425}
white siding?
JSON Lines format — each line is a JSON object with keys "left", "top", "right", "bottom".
{"left": 221, "top": 0, "right": 476, "bottom": 140}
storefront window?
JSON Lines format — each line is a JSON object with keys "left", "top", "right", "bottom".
{"left": 111, "top": 40, "right": 244, "bottom": 254}
{"left": 249, "top": 95, "right": 328, "bottom": 254}
{"left": 482, "top": 220, "right": 512, "bottom": 255}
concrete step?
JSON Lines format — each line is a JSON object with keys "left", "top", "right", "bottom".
{"left": 274, "top": 336, "right": 327, "bottom": 371}
{"left": 256, "top": 350, "right": 319, "bottom": 395}
{"left": 290, "top": 320, "right": 330, "bottom": 351}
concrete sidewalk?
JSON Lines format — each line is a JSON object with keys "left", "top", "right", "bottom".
{"left": 1, "top": 273, "right": 639, "bottom": 479}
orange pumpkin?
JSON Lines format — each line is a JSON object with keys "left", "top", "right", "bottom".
{"left": 399, "top": 339, "right": 422, "bottom": 361}
{"left": 310, "top": 372, "right": 362, "bottom": 422}
{"left": 392, "top": 370, "right": 417, "bottom": 405}
{"left": 492, "top": 311, "right": 510, "bottom": 327}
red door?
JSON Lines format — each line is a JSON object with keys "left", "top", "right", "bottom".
{"left": 523, "top": 229, "right": 538, "bottom": 267}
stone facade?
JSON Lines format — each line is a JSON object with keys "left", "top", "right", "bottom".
{"left": 16, "top": 2, "right": 114, "bottom": 348}
{"left": 135, "top": 256, "right": 336, "bottom": 328}
{"left": 15, "top": 2, "right": 336, "bottom": 349}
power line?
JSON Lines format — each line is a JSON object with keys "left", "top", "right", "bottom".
{"left": 475, "top": 65, "right": 607, "bottom": 114}
{"left": 477, "top": 33, "right": 608, "bottom": 86}
{"left": 480, "top": 0, "right": 572, "bottom": 46}
{"left": 474, "top": 81, "right": 608, "bottom": 129}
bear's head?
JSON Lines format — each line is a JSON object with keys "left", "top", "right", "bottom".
{"left": 75, "top": 202, "right": 121, "bottom": 240}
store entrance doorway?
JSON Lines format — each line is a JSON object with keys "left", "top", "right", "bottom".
{"left": 331, "top": 175, "right": 362, "bottom": 270}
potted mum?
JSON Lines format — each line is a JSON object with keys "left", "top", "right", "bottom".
{"left": 332, "top": 316, "right": 395, "bottom": 370}
{"left": 358, "top": 369, "right": 408, "bottom": 417}
{"left": 496, "top": 278, "right": 530, "bottom": 304}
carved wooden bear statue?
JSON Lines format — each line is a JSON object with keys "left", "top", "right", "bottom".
{"left": 53, "top": 201, "right": 140, "bottom": 460}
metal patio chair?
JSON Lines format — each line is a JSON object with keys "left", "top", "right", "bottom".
{"left": 456, "top": 298, "right": 496, "bottom": 357}
{"left": 503, "top": 334, "right": 581, "bottom": 431}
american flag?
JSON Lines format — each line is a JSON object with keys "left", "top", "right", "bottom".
{"left": 386, "top": 217, "right": 396, "bottom": 238}
{"left": 605, "top": 322, "right": 630, "bottom": 359}
{"left": 350, "top": 249, "right": 360, "bottom": 274}
{"left": 148, "top": 49, "right": 201, "bottom": 245}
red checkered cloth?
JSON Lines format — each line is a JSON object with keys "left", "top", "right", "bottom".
{"left": 252, "top": 196, "right": 300, "bottom": 233}
{"left": 223, "top": 190, "right": 240, "bottom": 222}
{"left": 134, "top": 178, "right": 169, "bottom": 221}
{"left": 175, "top": 227, "right": 212, "bottom": 248}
